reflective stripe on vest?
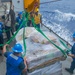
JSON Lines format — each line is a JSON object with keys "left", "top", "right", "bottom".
{"left": 34, "top": 14, "right": 41, "bottom": 24}
{"left": 6, "top": 53, "right": 23, "bottom": 75}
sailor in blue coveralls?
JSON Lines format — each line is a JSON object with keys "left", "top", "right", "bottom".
{"left": 65, "top": 32, "right": 75, "bottom": 74}
{"left": 0, "top": 22, "right": 4, "bottom": 55}
{"left": 3, "top": 44, "right": 27, "bottom": 75}
{"left": 16, "top": 12, "right": 23, "bottom": 31}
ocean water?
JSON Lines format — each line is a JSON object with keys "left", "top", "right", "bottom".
{"left": 40, "top": 0, "right": 75, "bottom": 45}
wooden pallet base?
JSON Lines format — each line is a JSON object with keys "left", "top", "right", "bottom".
{"left": 28, "top": 56, "right": 66, "bottom": 73}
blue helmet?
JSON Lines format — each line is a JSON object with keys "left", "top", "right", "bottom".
{"left": 0, "top": 22, "right": 3, "bottom": 26}
{"left": 18, "top": 11, "right": 22, "bottom": 15}
{"left": 73, "top": 32, "right": 75, "bottom": 38}
{"left": 12, "top": 43, "right": 23, "bottom": 53}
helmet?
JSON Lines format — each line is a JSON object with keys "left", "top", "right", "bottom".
{"left": 12, "top": 43, "right": 23, "bottom": 53}
{"left": 36, "top": 8, "right": 39, "bottom": 12}
{"left": 0, "top": 22, "right": 3, "bottom": 26}
{"left": 35, "top": 8, "right": 39, "bottom": 12}
{"left": 73, "top": 32, "right": 75, "bottom": 38}
{"left": 18, "top": 11, "right": 22, "bottom": 15}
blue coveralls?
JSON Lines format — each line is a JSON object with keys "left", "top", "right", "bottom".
{"left": 0, "top": 22, "right": 3, "bottom": 50}
{"left": 5, "top": 52, "right": 25, "bottom": 75}
{"left": 69, "top": 43, "right": 75, "bottom": 73}
{"left": 16, "top": 16, "right": 23, "bottom": 31}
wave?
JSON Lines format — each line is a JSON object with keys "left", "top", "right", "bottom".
{"left": 53, "top": 10, "right": 75, "bottom": 22}
{"left": 41, "top": 10, "right": 75, "bottom": 45}
{"left": 41, "top": 9, "right": 75, "bottom": 22}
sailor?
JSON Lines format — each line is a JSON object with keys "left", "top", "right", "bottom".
{"left": 5, "top": 10, "right": 12, "bottom": 41}
{"left": 9, "top": 1, "right": 16, "bottom": 34}
{"left": 3, "top": 44, "right": 27, "bottom": 75}
{"left": 16, "top": 11, "right": 23, "bottom": 30}
{"left": 27, "top": 12, "right": 33, "bottom": 27}
{"left": 0, "top": 21, "right": 4, "bottom": 56}
{"left": 65, "top": 32, "right": 75, "bottom": 74}
{"left": 33, "top": 8, "right": 42, "bottom": 28}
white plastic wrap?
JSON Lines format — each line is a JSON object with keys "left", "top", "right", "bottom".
{"left": 17, "top": 38, "right": 65, "bottom": 69}
{"left": 28, "top": 62, "right": 62, "bottom": 75}
{"left": 30, "top": 32, "right": 57, "bottom": 44}
{"left": 15, "top": 27, "right": 38, "bottom": 41}
{"left": 16, "top": 27, "right": 66, "bottom": 70}
{"left": 16, "top": 27, "right": 56, "bottom": 44}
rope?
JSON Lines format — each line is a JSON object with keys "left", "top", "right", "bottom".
{"left": 0, "top": 9, "right": 69, "bottom": 58}
{"left": 0, "top": 11, "right": 25, "bottom": 33}
{"left": 42, "top": 24, "right": 71, "bottom": 53}
{"left": 42, "top": 24, "right": 72, "bottom": 47}
{"left": 0, "top": 13, "right": 26, "bottom": 47}
{"left": 22, "top": 12, "right": 29, "bottom": 57}
{"left": 22, "top": 26, "right": 26, "bottom": 57}
{"left": 0, "top": 11, "right": 28, "bottom": 58}
{"left": 0, "top": 20, "right": 22, "bottom": 33}
{"left": 1, "top": 25, "right": 16, "bottom": 33}
{"left": 59, "top": 39, "right": 71, "bottom": 53}
{"left": 31, "top": 17, "right": 67, "bottom": 57}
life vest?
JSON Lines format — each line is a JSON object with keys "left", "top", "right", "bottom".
{"left": 6, "top": 53, "right": 23, "bottom": 75}
{"left": 34, "top": 14, "right": 41, "bottom": 24}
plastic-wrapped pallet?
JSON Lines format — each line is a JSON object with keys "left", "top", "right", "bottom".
{"left": 28, "top": 62, "right": 62, "bottom": 75}
{"left": 16, "top": 27, "right": 66, "bottom": 71}
{"left": 17, "top": 38, "right": 65, "bottom": 70}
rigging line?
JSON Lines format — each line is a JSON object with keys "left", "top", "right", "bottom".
{"left": 42, "top": 24, "right": 71, "bottom": 51}
{"left": 22, "top": 14, "right": 28, "bottom": 57}
{"left": 31, "top": 18, "right": 67, "bottom": 57}
{"left": 40, "top": 0, "right": 61, "bottom": 5}
{"left": 0, "top": 19, "right": 25, "bottom": 46}
{"left": 42, "top": 23, "right": 72, "bottom": 47}
{"left": 0, "top": 12, "right": 25, "bottom": 46}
